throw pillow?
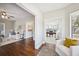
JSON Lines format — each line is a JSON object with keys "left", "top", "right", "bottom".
{"left": 64, "top": 38, "right": 71, "bottom": 48}
{"left": 64, "top": 38, "right": 78, "bottom": 48}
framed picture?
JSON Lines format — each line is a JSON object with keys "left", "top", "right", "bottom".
{"left": 70, "top": 10, "right": 79, "bottom": 39}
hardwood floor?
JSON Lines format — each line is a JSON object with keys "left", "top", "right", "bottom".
{"left": 0, "top": 37, "right": 38, "bottom": 56}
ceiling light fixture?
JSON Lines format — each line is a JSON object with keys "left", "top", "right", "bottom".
{"left": 1, "top": 11, "right": 8, "bottom": 19}
{"left": 0, "top": 9, "right": 15, "bottom": 20}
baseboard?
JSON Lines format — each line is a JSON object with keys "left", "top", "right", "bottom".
{"left": 35, "top": 42, "right": 46, "bottom": 55}
{"left": 35, "top": 42, "right": 46, "bottom": 50}
{"left": 0, "top": 37, "right": 33, "bottom": 47}
{"left": 25, "top": 36, "right": 33, "bottom": 39}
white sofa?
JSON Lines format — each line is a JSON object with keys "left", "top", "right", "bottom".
{"left": 9, "top": 34, "right": 20, "bottom": 39}
{"left": 55, "top": 40, "right": 79, "bottom": 56}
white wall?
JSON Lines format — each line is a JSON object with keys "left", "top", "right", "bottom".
{"left": 25, "top": 20, "right": 35, "bottom": 38}
{"left": 0, "top": 3, "right": 35, "bottom": 38}
{"left": 35, "top": 14, "right": 44, "bottom": 49}
{"left": 44, "top": 8, "right": 66, "bottom": 41}
{"left": 15, "top": 18, "right": 35, "bottom": 38}
{"left": 44, "top": 4, "right": 79, "bottom": 41}
{"left": 17, "top": 3, "right": 44, "bottom": 49}
{"left": 44, "top": 17, "right": 65, "bottom": 41}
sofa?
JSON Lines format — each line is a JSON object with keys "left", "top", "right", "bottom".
{"left": 55, "top": 40, "right": 79, "bottom": 56}
{"left": 9, "top": 33, "right": 20, "bottom": 39}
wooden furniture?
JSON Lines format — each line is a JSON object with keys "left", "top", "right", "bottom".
{"left": 46, "top": 31, "right": 56, "bottom": 37}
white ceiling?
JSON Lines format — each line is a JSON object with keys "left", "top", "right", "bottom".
{"left": 0, "top": 3, "right": 34, "bottom": 21}
{"left": 30, "top": 3, "right": 70, "bottom": 13}
{"left": 0, "top": 3, "right": 70, "bottom": 21}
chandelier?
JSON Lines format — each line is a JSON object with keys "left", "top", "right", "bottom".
{"left": 1, "top": 10, "right": 9, "bottom": 19}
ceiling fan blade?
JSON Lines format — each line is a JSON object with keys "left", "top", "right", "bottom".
{"left": 0, "top": 9, "right": 15, "bottom": 19}
{"left": 10, "top": 16, "right": 15, "bottom": 18}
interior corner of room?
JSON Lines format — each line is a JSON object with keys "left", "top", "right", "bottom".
{"left": 0, "top": 3, "right": 35, "bottom": 46}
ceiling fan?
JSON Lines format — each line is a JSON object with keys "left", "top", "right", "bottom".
{"left": 0, "top": 9, "right": 15, "bottom": 19}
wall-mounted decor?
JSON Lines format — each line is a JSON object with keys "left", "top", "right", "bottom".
{"left": 28, "top": 25, "right": 32, "bottom": 31}
{"left": 0, "top": 23, "right": 5, "bottom": 36}
{"left": 70, "top": 10, "right": 79, "bottom": 39}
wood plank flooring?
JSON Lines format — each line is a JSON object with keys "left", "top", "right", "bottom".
{"left": 0, "top": 37, "right": 38, "bottom": 56}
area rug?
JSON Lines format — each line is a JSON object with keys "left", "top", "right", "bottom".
{"left": 37, "top": 43, "right": 58, "bottom": 56}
